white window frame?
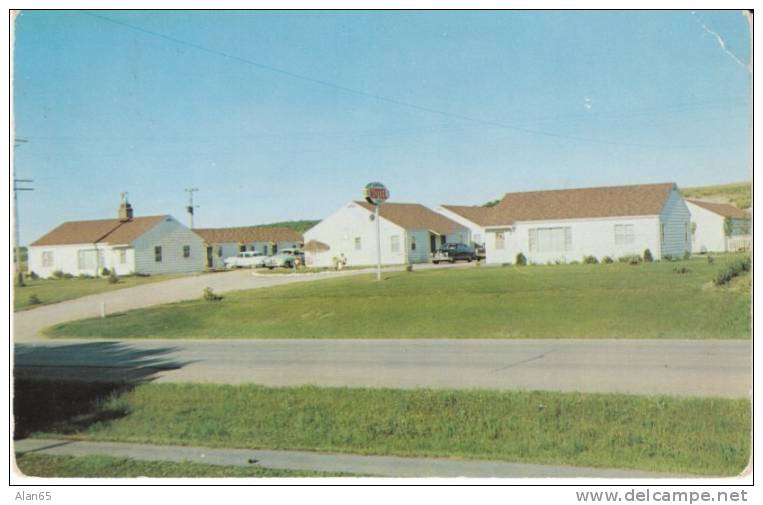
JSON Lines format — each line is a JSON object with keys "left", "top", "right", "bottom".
{"left": 42, "top": 251, "right": 54, "bottom": 268}
{"left": 614, "top": 224, "right": 635, "bottom": 245}
{"left": 529, "top": 227, "right": 572, "bottom": 253}
{"left": 495, "top": 232, "right": 505, "bottom": 250}
{"left": 390, "top": 235, "right": 400, "bottom": 253}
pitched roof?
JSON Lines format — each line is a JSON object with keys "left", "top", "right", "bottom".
{"left": 193, "top": 226, "right": 303, "bottom": 244}
{"left": 31, "top": 215, "right": 167, "bottom": 246}
{"left": 482, "top": 182, "right": 677, "bottom": 226}
{"left": 686, "top": 199, "right": 750, "bottom": 219}
{"left": 354, "top": 201, "right": 465, "bottom": 234}
{"left": 440, "top": 205, "right": 495, "bottom": 226}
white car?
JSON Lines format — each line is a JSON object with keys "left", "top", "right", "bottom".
{"left": 224, "top": 251, "right": 267, "bottom": 269}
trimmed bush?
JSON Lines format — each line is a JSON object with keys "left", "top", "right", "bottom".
{"left": 643, "top": 249, "right": 653, "bottom": 262}
{"left": 108, "top": 270, "right": 119, "bottom": 284}
{"left": 29, "top": 271, "right": 39, "bottom": 280}
{"left": 683, "top": 251, "right": 691, "bottom": 261}
{"left": 582, "top": 255, "right": 598, "bottom": 264}
{"left": 52, "top": 270, "right": 65, "bottom": 279}
{"left": 707, "top": 255, "right": 715, "bottom": 265}
{"left": 673, "top": 267, "right": 691, "bottom": 274}
{"left": 601, "top": 256, "right": 614, "bottom": 264}
{"left": 713, "top": 257, "right": 751, "bottom": 286}
{"left": 203, "top": 287, "right": 223, "bottom": 302}
{"left": 515, "top": 253, "right": 527, "bottom": 266}
{"left": 405, "top": 264, "right": 414, "bottom": 272}
{"left": 101, "top": 267, "right": 111, "bottom": 277}
{"left": 28, "top": 294, "right": 42, "bottom": 306}
{"left": 501, "top": 263, "right": 511, "bottom": 267}
{"left": 618, "top": 255, "right": 642, "bottom": 265}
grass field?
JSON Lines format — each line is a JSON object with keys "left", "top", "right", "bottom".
{"left": 14, "top": 452, "right": 345, "bottom": 478}
{"left": 47, "top": 254, "right": 751, "bottom": 339}
{"left": 23, "top": 383, "right": 750, "bottom": 476}
{"left": 681, "top": 182, "right": 751, "bottom": 209}
{"left": 14, "top": 274, "right": 188, "bottom": 312}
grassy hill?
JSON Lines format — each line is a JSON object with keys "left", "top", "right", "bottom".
{"left": 681, "top": 182, "right": 751, "bottom": 209}
{"left": 256, "top": 220, "right": 320, "bottom": 233}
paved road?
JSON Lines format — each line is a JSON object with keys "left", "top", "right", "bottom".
{"left": 14, "top": 338, "right": 751, "bottom": 398}
{"left": 13, "top": 263, "right": 467, "bottom": 342}
{"left": 14, "top": 438, "right": 685, "bottom": 478}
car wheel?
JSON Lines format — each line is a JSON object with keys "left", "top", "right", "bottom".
{"left": 433, "top": 260, "right": 439, "bottom": 264}
{"left": 467, "top": 258, "right": 472, "bottom": 262}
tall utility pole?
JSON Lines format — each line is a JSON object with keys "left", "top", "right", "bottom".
{"left": 13, "top": 178, "right": 34, "bottom": 278}
{"left": 184, "top": 188, "right": 199, "bottom": 229}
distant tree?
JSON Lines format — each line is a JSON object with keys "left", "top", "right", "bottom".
{"left": 482, "top": 200, "right": 501, "bottom": 208}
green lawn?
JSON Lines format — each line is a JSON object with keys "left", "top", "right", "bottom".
{"left": 681, "top": 182, "right": 751, "bottom": 209}
{"left": 14, "top": 274, "right": 190, "bottom": 312}
{"left": 25, "top": 383, "right": 751, "bottom": 476}
{"left": 47, "top": 255, "right": 751, "bottom": 339}
{"left": 14, "top": 452, "right": 346, "bottom": 478}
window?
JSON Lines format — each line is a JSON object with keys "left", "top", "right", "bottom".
{"left": 660, "top": 224, "right": 665, "bottom": 242}
{"left": 614, "top": 224, "right": 635, "bottom": 245}
{"left": 217, "top": 246, "right": 223, "bottom": 257}
{"left": 239, "top": 244, "right": 246, "bottom": 252}
{"left": 495, "top": 232, "right": 505, "bottom": 250}
{"left": 354, "top": 237, "right": 362, "bottom": 250}
{"left": 183, "top": 245, "right": 191, "bottom": 258}
{"left": 42, "top": 251, "right": 54, "bottom": 268}
{"left": 391, "top": 235, "right": 400, "bottom": 253}
{"left": 411, "top": 236, "right": 417, "bottom": 251}
{"left": 77, "top": 249, "right": 100, "bottom": 270}
{"left": 154, "top": 246, "right": 162, "bottom": 262}
{"left": 119, "top": 249, "right": 127, "bottom": 264}
{"left": 529, "top": 227, "right": 572, "bottom": 253}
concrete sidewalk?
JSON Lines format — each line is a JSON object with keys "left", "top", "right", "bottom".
{"left": 14, "top": 438, "right": 683, "bottom": 478}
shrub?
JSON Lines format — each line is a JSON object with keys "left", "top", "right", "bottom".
{"left": 713, "top": 257, "right": 751, "bottom": 287}
{"left": 643, "top": 249, "right": 653, "bottom": 262}
{"left": 202, "top": 287, "right": 223, "bottom": 302}
{"left": 28, "top": 294, "right": 42, "bottom": 306}
{"left": 601, "top": 256, "right": 614, "bottom": 264}
{"left": 28, "top": 271, "right": 39, "bottom": 280}
{"left": 683, "top": 251, "right": 691, "bottom": 260}
{"left": 662, "top": 254, "right": 676, "bottom": 262}
{"left": 673, "top": 267, "right": 691, "bottom": 274}
{"left": 501, "top": 263, "right": 511, "bottom": 267}
{"left": 707, "top": 255, "right": 715, "bottom": 265}
{"left": 405, "top": 264, "right": 414, "bottom": 272}
{"left": 582, "top": 255, "right": 598, "bottom": 264}
{"left": 52, "top": 270, "right": 65, "bottom": 279}
{"left": 515, "top": 253, "right": 527, "bottom": 266}
{"left": 62, "top": 273, "right": 74, "bottom": 279}
{"left": 108, "top": 270, "right": 119, "bottom": 284}
{"left": 101, "top": 267, "right": 111, "bottom": 277}
{"left": 15, "top": 272, "right": 25, "bottom": 287}
{"left": 618, "top": 255, "right": 642, "bottom": 265}
{"left": 78, "top": 274, "right": 94, "bottom": 279}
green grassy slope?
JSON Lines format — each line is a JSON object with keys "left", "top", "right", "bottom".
{"left": 681, "top": 182, "right": 751, "bottom": 209}
{"left": 47, "top": 255, "right": 751, "bottom": 340}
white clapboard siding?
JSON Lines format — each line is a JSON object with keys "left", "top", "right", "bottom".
{"left": 659, "top": 188, "right": 691, "bottom": 258}
{"left": 132, "top": 216, "right": 205, "bottom": 275}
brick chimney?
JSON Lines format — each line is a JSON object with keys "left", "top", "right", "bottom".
{"left": 118, "top": 192, "right": 134, "bottom": 222}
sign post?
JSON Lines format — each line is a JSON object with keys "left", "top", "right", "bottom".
{"left": 364, "top": 182, "right": 389, "bottom": 281}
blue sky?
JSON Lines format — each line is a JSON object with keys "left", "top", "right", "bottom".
{"left": 13, "top": 10, "right": 751, "bottom": 244}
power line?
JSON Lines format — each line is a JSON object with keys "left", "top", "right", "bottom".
{"left": 80, "top": 11, "right": 723, "bottom": 150}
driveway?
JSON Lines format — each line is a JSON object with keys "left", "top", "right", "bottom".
{"left": 14, "top": 338, "right": 751, "bottom": 398}
{"left": 13, "top": 263, "right": 469, "bottom": 342}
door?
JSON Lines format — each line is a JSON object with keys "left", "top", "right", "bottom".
{"left": 206, "top": 246, "right": 213, "bottom": 268}
{"left": 430, "top": 234, "right": 437, "bottom": 253}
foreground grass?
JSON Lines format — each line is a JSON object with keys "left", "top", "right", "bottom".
{"left": 14, "top": 274, "right": 188, "bottom": 312}
{"left": 681, "top": 182, "right": 751, "bottom": 210}
{"left": 47, "top": 255, "right": 751, "bottom": 339}
{"left": 28, "top": 383, "right": 751, "bottom": 476}
{"left": 15, "top": 452, "right": 344, "bottom": 478}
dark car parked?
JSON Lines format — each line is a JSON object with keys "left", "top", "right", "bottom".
{"left": 433, "top": 243, "right": 477, "bottom": 264}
